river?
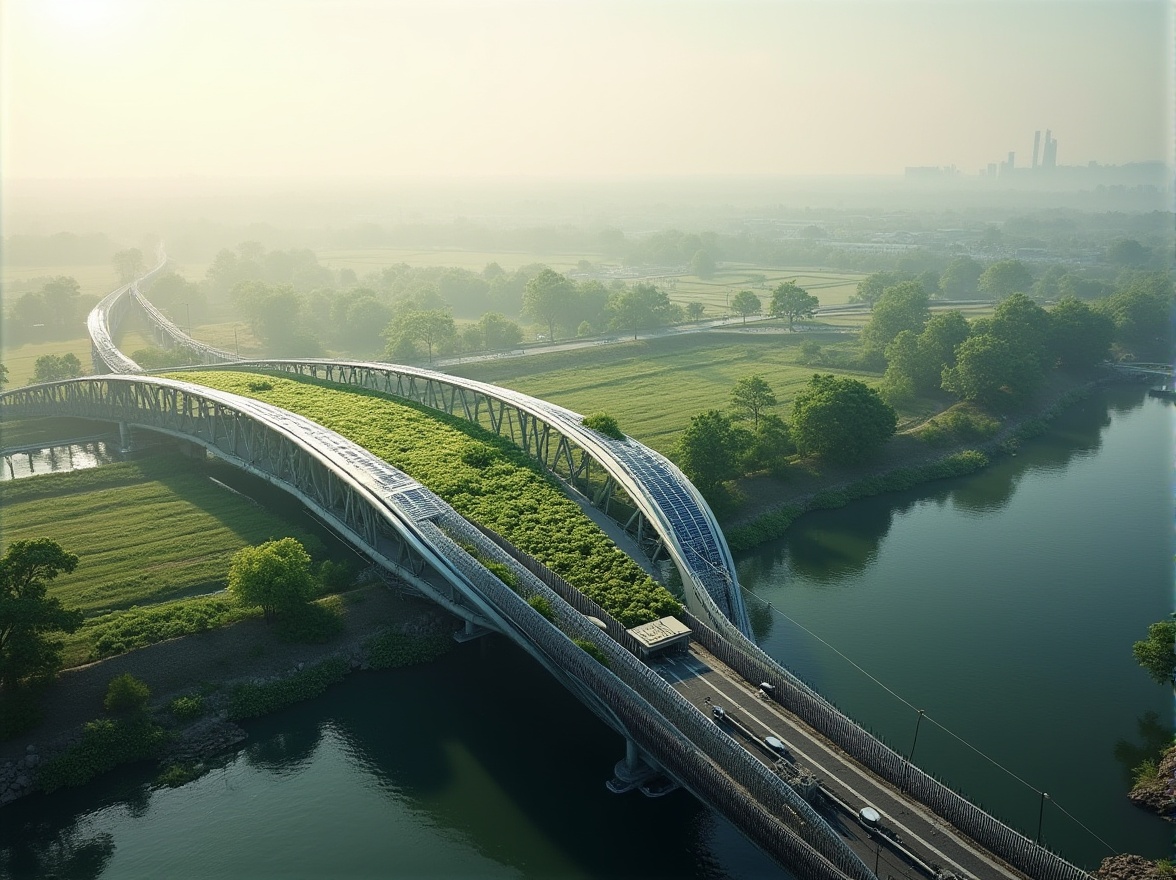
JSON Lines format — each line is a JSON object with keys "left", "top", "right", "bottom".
{"left": 0, "top": 385, "right": 1170, "bottom": 877}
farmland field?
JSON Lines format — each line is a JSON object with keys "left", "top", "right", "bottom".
{"left": 448, "top": 332, "right": 876, "bottom": 454}
{"left": 0, "top": 455, "right": 328, "bottom": 665}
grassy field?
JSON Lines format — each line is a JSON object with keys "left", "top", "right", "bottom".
{"left": 0, "top": 455, "right": 327, "bottom": 664}
{"left": 447, "top": 331, "right": 876, "bottom": 455}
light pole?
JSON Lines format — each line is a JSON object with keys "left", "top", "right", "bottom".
{"left": 184, "top": 303, "right": 191, "bottom": 336}
{"left": 233, "top": 326, "right": 240, "bottom": 359}
{"left": 904, "top": 708, "right": 926, "bottom": 792}
{"left": 1036, "top": 791, "right": 1049, "bottom": 844}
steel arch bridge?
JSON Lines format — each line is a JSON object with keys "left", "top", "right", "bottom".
{"left": 0, "top": 376, "right": 874, "bottom": 880}
{"left": 87, "top": 273, "right": 752, "bottom": 639}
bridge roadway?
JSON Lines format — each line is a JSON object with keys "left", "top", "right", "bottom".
{"left": 658, "top": 647, "right": 1020, "bottom": 880}
{"left": 75, "top": 263, "right": 1093, "bottom": 880}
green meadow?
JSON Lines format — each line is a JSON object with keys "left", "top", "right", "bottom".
{"left": 448, "top": 331, "right": 875, "bottom": 454}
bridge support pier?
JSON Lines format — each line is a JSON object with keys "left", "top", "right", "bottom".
{"left": 118, "top": 422, "right": 133, "bottom": 452}
{"left": 611, "top": 738, "right": 656, "bottom": 787}
{"left": 452, "top": 617, "right": 493, "bottom": 643}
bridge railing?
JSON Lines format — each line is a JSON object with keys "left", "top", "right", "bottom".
{"left": 681, "top": 609, "right": 1092, "bottom": 880}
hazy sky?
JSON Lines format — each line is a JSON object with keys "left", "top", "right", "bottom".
{"left": 2, "top": 0, "right": 1170, "bottom": 180}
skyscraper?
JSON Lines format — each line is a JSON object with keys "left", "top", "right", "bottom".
{"left": 1042, "top": 130, "right": 1057, "bottom": 169}
{"left": 1032, "top": 130, "right": 1041, "bottom": 169}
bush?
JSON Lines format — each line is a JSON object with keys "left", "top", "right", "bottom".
{"left": 461, "top": 445, "right": 495, "bottom": 468}
{"left": 527, "top": 595, "right": 554, "bottom": 621}
{"left": 86, "top": 597, "right": 255, "bottom": 660}
{"left": 227, "top": 657, "right": 348, "bottom": 721}
{"left": 276, "top": 597, "right": 344, "bottom": 644}
{"left": 104, "top": 673, "right": 150, "bottom": 714}
{"left": 364, "top": 631, "right": 452, "bottom": 670}
{"left": 582, "top": 412, "right": 625, "bottom": 441}
{"left": 1132, "top": 758, "right": 1160, "bottom": 787}
{"left": 726, "top": 506, "right": 803, "bottom": 552}
{"left": 483, "top": 560, "right": 518, "bottom": 591}
{"left": 317, "top": 559, "right": 356, "bottom": 592}
{"left": 247, "top": 380, "right": 274, "bottom": 392}
{"left": 38, "top": 715, "right": 170, "bottom": 792}
{"left": 157, "top": 762, "right": 203, "bottom": 788}
{"left": 168, "top": 693, "right": 205, "bottom": 721}
{"left": 573, "top": 638, "right": 610, "bottom": 667}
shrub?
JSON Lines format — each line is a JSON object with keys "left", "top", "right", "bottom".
{"left": 317, "top": 559, "right": 356, "bottom": 592}
{"left": 276, "top": 597, "right": 344, "bottom": 644}
{"left": 364, "top": 631, "right": 451, "bottom": 670}
{"left": 38, "top": 715, "right": 170, "bottom": 792}
{"left": 582, "top": 412, "right": 625, "bottom": 441}
{"left": 483, "top": 560, "right": 518, "bottom": 591}
{"left": 87, "top": 597, "right": 255, "bottom": 660}
{"left": 157, "top": 762, "right": 203, "bottom": 788}
{"left": 168, "top": 693, "right": 205, "bottom": 721}
{"left": 247, "top": 380, "right": 274, "bottom": 392}
{"left": 527, "top": 595, "right": 554, "bottom": 621}
{"left": 1132, "top": 758, "right": 1160, "bottom": 787}
{"left": 105, "top": 673, "right": 150, "bottom": 714}
{"left": 461, "top": 445, "right": 495, "bottom": 468}
{"left": 726, "top": 506, "right": 803, "bottom": 552}
{"left": 227, "top": 657, "right": 348, "bottom": 721}
{"left": 573, "top": 638, "right": 610, "bottom": 667}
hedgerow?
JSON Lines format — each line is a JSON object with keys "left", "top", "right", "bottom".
{"left": 227, "top": 657, "right": 349, "bottom": 721}
{"left": 364, "top": 631, "right": 452, "bottom": 670}
{"left": 171, "top": 371, "right": 681, "bottom": 627}
{"left": 84, "top": 596, "right": 258, "bottom": 660}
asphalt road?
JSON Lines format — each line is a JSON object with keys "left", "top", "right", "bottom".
{"left": 650, "top": 647, "right": 1025, "bottom": 880}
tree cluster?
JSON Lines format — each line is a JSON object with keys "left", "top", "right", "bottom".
{"left": 675, "top": 372, "right": 896, "bottom": 498}
{"left": 5, "top": 276, "right": 98, "bottom": 344}
{"left": 32, "top": 353, "right": 84, "bottom": 383}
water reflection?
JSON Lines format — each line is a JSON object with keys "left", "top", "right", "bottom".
{"left": 0, "top": 441, "right": 119, "bottom": 481}
{"left": 0, "top": 826, "right": 115, "bottom": 880}
{"left": 1113, "top": 711, "right": 1174, "bottom": 786}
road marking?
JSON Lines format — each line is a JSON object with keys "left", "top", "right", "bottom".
{"left": 670, "top": 661, "right": 1018, "bottom": 880}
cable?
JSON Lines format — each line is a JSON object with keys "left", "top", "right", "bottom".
{"left": 740, "top": 587, "right": 1120, "bottom": 855}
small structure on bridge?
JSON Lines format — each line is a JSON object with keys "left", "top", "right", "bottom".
{"left": 627, "top": 616, "right": 691, "bottom": 658}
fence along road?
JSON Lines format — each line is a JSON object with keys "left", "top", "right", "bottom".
{"left": 84, "top": 266, "right": 1093, "bottom": 880}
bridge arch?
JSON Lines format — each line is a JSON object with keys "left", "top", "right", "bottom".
{"left": 2, "top": 376, "right": 875, "bottom": 880}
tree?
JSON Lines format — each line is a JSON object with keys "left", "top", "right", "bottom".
{"left": 729, "top": 375, "right": 777, "bottom": 428}
{"left": 689, "top": 249, "right": 716, "bottom": 279}
{"left": 742, "top": 413, "right": 793, "bottom": 476}
{"left": 383, "top": 308, "right": 456, "bottom": 362}
{"left": 675, "top": 410, "right": 750, "bottom": 496}
{"left": 730, "top": 290, "right": 762, "bottom": 324}
{"left": 685, "top": 302, "right": 706, "bottom": 322}
{"left": 0, "top": 363, "right": 8, "bottom": 390}
{"left": 939, "top": 257, "right": 983, "bottom": 300}
{"left": 477, "top": 312, "right": 523, "bottom": 351}
{"left": 978, "top": 260, "right": 1033, "bottom": 299}
{"left": 40, "top": 277, "right": 82, "bottom": 332}
{"left": 880, "top": 330, "right": 924, "bottom": 403}
{"left": 859, "top": 281, "right": 930, "bottom": 364}
{"left": 1107, "top": 238, "right": 1150, "bottom": 268}
{"left": 0, "top": 539, "right": 83, "bottom": 692}
{"left": 1099, "top": 274, "right": 1173, "bottom": 359}
{"left": 112, "top": 248, "right": 145, "bottom": 283}
{"left": 918, "top": 310, "right": 971, "bottom": 372}
{"left": 987, "top": 292, "right": 1053, "bottom": 375}
{"left": 232, "top": 281, "right": 305, "bottom": 349}
{"left": 941, "top": 334, "right": 1036, "bottom": 405}
{"left": 1132, "top": 618, "right": 1175, "bottom": 685}
{"left": 609, "top": 283, "right": 675, "bottom": 340}
{"left": 852, "top": 272, "right": 903, "bottom": 309}
{"left": 769, "top": 281, "right": 819, "bottom": 329}
{"left": 32, "top": 353, "right": 83, "bottom": 382}
{"left": 1048, "top": 297, "right": 1114, "bottom": 369}
{"left": 522, "top": 268, "right": 574, "bottom": 341}
{"left": 227, "top": 538, "right": 315, "bottom": 623}
{"left": 791, "top": 374, "right": 896, "bottom": 463}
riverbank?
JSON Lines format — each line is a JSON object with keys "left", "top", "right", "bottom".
{"left": 0, "top": 583, "right": 457, "bottom": 806}
{"left": 722, "top": 368, "right": 1117, "bottom": 550}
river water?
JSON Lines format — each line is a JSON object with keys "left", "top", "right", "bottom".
{"left": 0, "top": 386, "right": 1170, "bottom": 877}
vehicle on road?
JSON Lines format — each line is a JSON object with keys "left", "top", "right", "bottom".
{"left": 712, "top": 705, "right": 728, "bottom": 723}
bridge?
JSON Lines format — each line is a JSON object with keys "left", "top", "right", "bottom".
{"left": 11, "top": 264, "right": 1095, "bottom": 879}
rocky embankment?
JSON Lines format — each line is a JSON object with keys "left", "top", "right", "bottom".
{"left": 1096, "top": 854, "right": 1176, "bottom": 880}
{"left": 1128, "top": 742, "right": 1176, "bottom": 821}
